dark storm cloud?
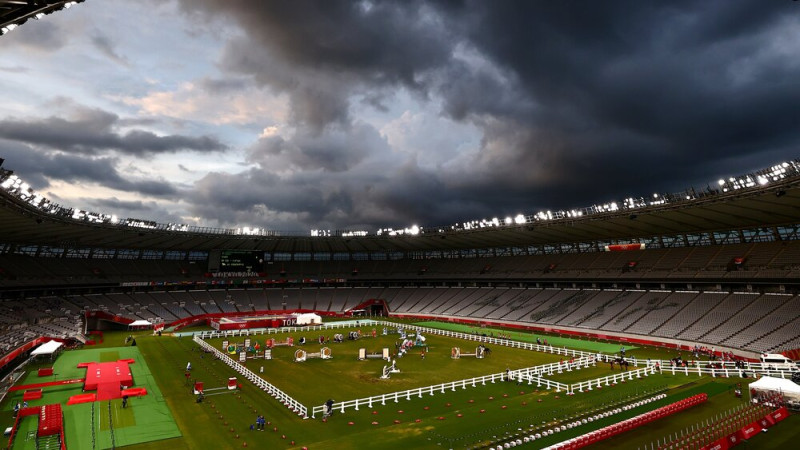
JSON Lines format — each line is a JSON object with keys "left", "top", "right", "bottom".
{"left": 89, "top": 197, "right": 148, "bottom": 211}
{"left": 1, "top": 20, "right": 65, "bottom": 52}
{"left": 90, "top": 30, "right": 132, "bottom": 67}
{"left": 247, "top": 122, "right": 384, "bottom": 172}
{"left": 0, "top": 106, "right": 227, "bottom": 156}
{"left": 83, "top": 197, "right": 183, "bottom": 222}
{"left": 0, "top": 143, "right": 179, "bottom": 197}
{"left": 186, "top": 122, "right": 397, "bottom": 229}
{"left": 175, "top": 0, "right": 800, "bottom": 229}
{"left": 178, "top": 0, "right": 456, "bottom": 130}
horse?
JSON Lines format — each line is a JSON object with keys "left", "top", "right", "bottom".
{"left": 610, "top": 357, "right": 629, "bottom": 371}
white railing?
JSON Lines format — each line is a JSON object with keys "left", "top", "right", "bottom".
{"left": 372, "top": 320, "right": 599, "bottom": 360}
{"left": 653, "top": 360, "right": 797, "bottom": 379}
{"left": 309, "top": 358, "right": 596, "bottom": 418}
{"left": 568, "top": 366, "right": 656, "bottom": 394}
{"left": 510, "top": 356, "right": 594, "bottom": 380}
{"left": 196, "top": 319, "right": 600, "bottom": 361}
{"left": 193, "top": 335, "right": 308, "bottom": 418}
{"left": 509, "top": 357, "right": 596, "bottom": 392}
{"left": 194, "top": 320, "right": 380, "bottom": 339}
{"left": 195, "top": 321, "right": 800, "bottom": 421}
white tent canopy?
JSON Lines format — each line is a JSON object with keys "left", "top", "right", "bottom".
{"left": 31, "top": 340, "right": 63, "bottom": 356}
{"left": 128, "top": 319, "right": 152, "bottom": 327}
{"left": 749, "top": 376, "right": 800, "bottom": 402}
{"left": 293, "top": 313, "right": 322, "bottom": 325}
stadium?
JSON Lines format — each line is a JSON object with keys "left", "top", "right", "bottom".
{"left": 2, "top": 1, "right": 800, "bottom": 450}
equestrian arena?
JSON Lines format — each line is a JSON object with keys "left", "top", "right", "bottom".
{"left": 3, "top": 158, "right": 800, "bottom": 449}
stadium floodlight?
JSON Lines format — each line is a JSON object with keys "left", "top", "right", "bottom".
{"left": 718, "top": 179, "right": 725, "bottom": 186}
{"left": 341, "top": 230, "right": 367, "bottom": 237}
{"left": 34, "top": 13, "right": 46, "bottom": 20}
{"left": 1, "top": 24, "right": 19, "bottom": 35}
{"left": 504, "top": 216, "right": 513, "bottom": 225}
{"left": 514, "top": 214, "right": 526, "bottom": 224}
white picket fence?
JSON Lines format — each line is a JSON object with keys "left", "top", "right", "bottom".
{"left": 194, "top": 320, "right": 378, "bottom": 339}
{"left": 652, "top": 360, "right": 797, "bottom": 379}
{"left": 196, "top": 319, "right": 600, "bottom": 361}
{"left": 509, "top": 356, "right": 594, "bottom": 382}
{"left": 372, "top": 320, "right": 599, "bottom": 360}
{"left": 568, "top": 366, "right": 656, "bottom": 393}
{"left": 192, "top": 321, "right": 799, "bottom": 421}
{"left": 193, "top": 335, "right": 309, "bottom": 418}
{"left": 310, "top": 358, "right": 591, "bottom": 418}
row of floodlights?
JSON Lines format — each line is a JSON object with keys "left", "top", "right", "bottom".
{"left": 717, "top": 162, "right": 797, "bottom": 193}
{"left": 0, "top": 174, "right": 180, "bottom": 229}
{"left": 2, "top": 159, "right": 798, "bottom": 238}
{"left": 1, "top": 2, "right": 82, "bottom": 36}
{"left": 311, "top": 230, "right": 369, "bottom": 237}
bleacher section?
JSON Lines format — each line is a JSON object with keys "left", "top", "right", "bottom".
{"left": 1, "top": 281, "right": 799, "bottom": 358}
{"left": 4, "top": 240, "right": 800, "bottom": 288}
{"left": 2, "top": 237, "right": 800, "bottom": 361}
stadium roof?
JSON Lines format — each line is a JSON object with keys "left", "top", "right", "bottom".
{"left": 0, "top": 1, "right": 82, "bottom": 32}
{"left": 2, "top": 175, "right": 799, "bottom": 254}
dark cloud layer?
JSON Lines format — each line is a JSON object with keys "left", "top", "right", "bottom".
{"left": 166, "top": 0, "right": 800, "bottom": 230}
{"left": 0, "top": 142, "right": 178, "bottom": 198}
{"left": 0, "top": 106, "right": 226, "bottom": 157}
{"left": 5, "top": 1, "right": 799, "bottom": 232}
{"left": 90, "top": 30, "right": 132, "bottom": 68}
{"left": 181, "top": 0, "right": 456, "bottom": 130}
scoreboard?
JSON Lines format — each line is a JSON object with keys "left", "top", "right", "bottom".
{"left": 219, "top": 250, "right": 264, "bottom": 272}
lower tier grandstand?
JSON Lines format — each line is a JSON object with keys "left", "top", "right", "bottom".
{"left": 2, "top": 286, "right": 798, "bottom": 363}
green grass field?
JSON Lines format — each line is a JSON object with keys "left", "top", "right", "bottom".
{"left": 1, "top": 320, "right": 798, "bottom": 449}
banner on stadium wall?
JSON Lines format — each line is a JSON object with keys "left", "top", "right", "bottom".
{"left": 120, "top": 277, "right": 347, "bottom": 288}
{"left": 604, "top": 243, "right": 646, "bottom": 251}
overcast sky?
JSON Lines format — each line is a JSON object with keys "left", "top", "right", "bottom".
{"left": 1, "top": 0, "right": 798, "bottom": 232}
